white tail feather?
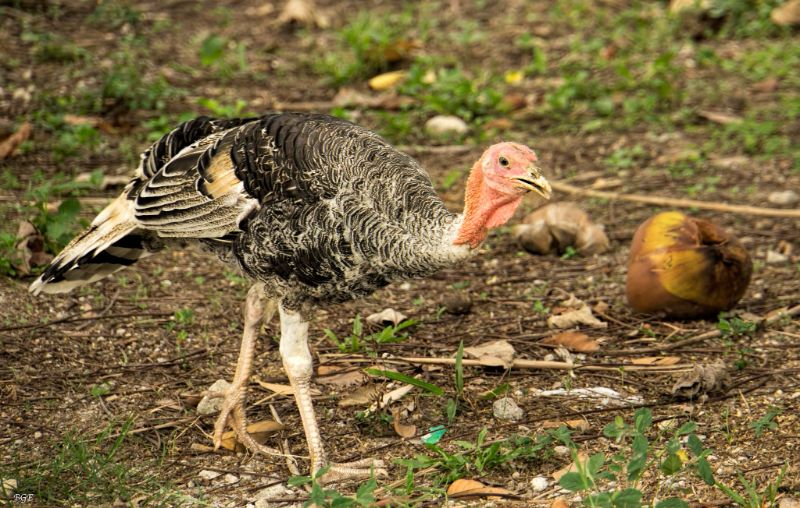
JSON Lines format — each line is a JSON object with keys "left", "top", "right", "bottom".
{"left": 29, "top": 196, "right": 140, "bottom": 295}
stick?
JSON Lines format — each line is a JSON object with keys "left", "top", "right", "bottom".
{"left": 397, "top": 356, "right": 575, "bottom": 369}
{"left": 551, "top": 181, "right": 800, "bottom": 218}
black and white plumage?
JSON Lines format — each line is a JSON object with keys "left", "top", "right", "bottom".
{"left": 31, "top": 112, "right": 551, "bottom": 482}
{"left": 32, "top": 113, "right": 466, "bottom": 308}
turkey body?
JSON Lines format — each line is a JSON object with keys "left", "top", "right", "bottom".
{"left": 33, "top": 113, "right": 467, "bottom": 306}
{"left": 32, "top": 112, "right": 550, "bottom": 482}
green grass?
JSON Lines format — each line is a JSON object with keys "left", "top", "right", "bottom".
{"left": 0, "top": 419, "right": 201, "bottom": 506}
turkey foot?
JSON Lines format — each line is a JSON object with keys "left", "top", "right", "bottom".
{"left": 317, "top": 458, "right": 388, "bottom": 484}
{"left": 211, "top": 284, "right": 279, "bottom": 455}
{"left": 211, "top": 384, "right": 281, "bottom": 455}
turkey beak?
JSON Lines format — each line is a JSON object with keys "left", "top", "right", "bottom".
{"left": 512, "top": 166, "right": 552, "bottom": 199}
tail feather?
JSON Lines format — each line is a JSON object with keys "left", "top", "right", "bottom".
{"left": 30, "top": 196, "right": 147, "bottom": 295}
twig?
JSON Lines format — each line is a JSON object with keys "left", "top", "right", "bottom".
{"left": 397, "top": 356, "right": 575, "bottom": 369}
{"left": 552, "top": 180, "right": 800, "bottom": 218}
{"left": 606, "top": 304, "right": 800, "bottom": 356}
{"left": 0, "top": 311, "right": 172, "bottom": 332}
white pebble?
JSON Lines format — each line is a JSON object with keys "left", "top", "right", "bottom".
{"left": 198, "top": 469, "right": 222, "bottom": 481}
{"left": 530, "top": 476, "right": 549, "bottom": 492}
{"left": 768, "top": 190, "right": 799, "bottom": 206}
{"left": 424, "top": 115, "right": 469, "bottom": 137}
{"left": 197, "top": 379, "right": 232, "bottom": 415}
{"left": 493, "top": 397, "right": 524, "bottom": 421}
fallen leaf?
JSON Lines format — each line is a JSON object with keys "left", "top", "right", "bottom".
{"left": 552, "top": 452, "right": 588, "bottom": 481}
{"left": 277, "top": 0, "right": 329, "bottom": 28}
{"left": 391, "top": 409, "right": 416, "bottom": 438}
{"left": 338, "top": 384, "right": 382, "bottom": 407}
{"left": 463, "top": 339, "right": 516, "bottom": 368}
{"left": 698, "top": 110, "right": 743, "bottom": 125}
{"left": 541, "top": 331, "right": 600, "bottom": 353}
{"left": 551, "top": 499, "right": 570, "bottom": 508}
{"left": 514, "top": 203, "right": 609, "bottom": 257}
{"left": 484, "top": 118, "right": 513, "bottom": 131}
{"left": 366, "top": 308, "right": 407, "bottom": 326}
{"left": 541, "top": 419, "right": 590, "bottom": 431}
{"left": 504, "top": 70, "right": 524, "bottom": 85}
{"left": 631, "top": 356, "right": 681, "bottom": 366}
{"left": 74, "top": 172, "right": 131, "bottom": 189}
{"left": 332, "top": 87, "right": 416, "bottom": 110}
{"left": 547, "top": 297, "right": 607, "bottom": 329}
{"left": 671, "top": 360, "right": 729, "bottom": 399}
{"left": 219, "top": 420, "right": 284, "bottom": 451}
{"left": 446, "top": 478, "right": 514, "bottom": 498}
{"left": 709, "top": 155, "right": 750, "bottom": 169}
{"left": 771, "top": 0, "right": 800, "bottom": 25}
{"left": 368, "top": 71, "right": 407, "bottom": 91}
{"left": 255, "top": 381, "right": 294, "bottom": 395}
{"left": 669, "top": 0, "right": 711, "bottom": 13}
{"left": 316, "top": 365, "right": 368, "bottom": 386}
{"left": 13, "top": 220, "right": 51, "bottom": 275}
{"left": 0, "top": 122, "right": 32, "bottom": 159}
{"left": 752, "top": 78, "right": 779, "bottom": 93}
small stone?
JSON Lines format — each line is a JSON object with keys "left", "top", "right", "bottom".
{"left": 198, "top": 469, "right": 222, "bottom": 481}
{"left": 223, "top": 473, "right": 239, "bottom": 485}
{"left": 33, "top": 431, "right": 42, "bottom": 439}
{"left": 424, "top": 115, "right": 469, "bottom": 137}
{"left": 768, "top": 190, "right": 799, "bottom": 206}
{"left": 766, "top": 250, "right": 788, "bottom": 265}
{"left": 492, "top": 397, "right": 524, "bottom": 421}
{"left": 253, "top": 481, "right": 295, "bottom": 506}
{"left": 441, "top": 293, "right": 473, "bottom": 315}
{"left": 530, "top": 476, "right": 549, "bottom": 492}
{"left": 553, "top": 445, "right": 570, "bottom": 456}
{"left": 197, "top": 379, "right": 232, "bottom": 415}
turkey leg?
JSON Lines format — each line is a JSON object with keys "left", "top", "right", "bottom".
{"left": 278, "top": 304, "right": 387, "bottom": 483}
{"left": 212, "top": 283, "right": 280, "bottom": 455}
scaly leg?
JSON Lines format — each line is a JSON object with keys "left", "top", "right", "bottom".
{"left": 212, "top": 283, "right": 279, "bottom": 455}
{"left": 278, "top": 304, "right": 388, "bottom": 484}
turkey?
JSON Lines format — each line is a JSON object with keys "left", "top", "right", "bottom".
{"left": 30, "top": 112, "right": 552, "bottom": 483}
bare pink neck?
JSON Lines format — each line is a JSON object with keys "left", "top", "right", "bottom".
{"left": 453, "top": 163, "right": 522, "bottom": 248}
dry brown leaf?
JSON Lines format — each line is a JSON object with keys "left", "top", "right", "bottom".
{"left": 547, "top": 298, "right": 607, "bottom": 329}
{"left": 551, "top": 498, "right": 570, "bottom": 508}
{"left": 752, "top": 78, "right": 779, "bottom": 93}
{"left": 541, "top": 331, "right": 600, "bottom": 353}
{"left": 463, "top": 339, "right": 516, "bottom": 368}
{"left": 316, "top": 365, "right": 368, "bottom": 386}
{"left": 391, "top": 409, "right": 416, "bottom": 438}
{"left": 631, "top": 356, "right": 681, "bottom": 366}
{"left": 514, "top": 202, "right": 609, "bottom": 256}
{"left": 0, "top": 122, "right": 32, "bottom": 159}
{"left": 219, "top": 420, "right": 284, "bottom": 451}
{"left": 338, "top": 384, "right": 382, "bottom": 407}
{"left": 13, "top": 220, "right": 51, "bottom": 275}
{"left": 698, "top": 110, "right": 743, "bottom": 125}
{"left": 669, "top": 0, "right": 711, "bottom": 13}
{"left": 771, "top": 0, "right": 800, "bottom": 25}
{"left": 366, "top": 308, "right": 407, "bottom": 326}
{"left": 541, "top": 419, "right": 590, "bottom": 431}
{"left": 446, "top": 478, "right": 514, "bottom": 498}
{"left": 368, "top": 71, "right": 407, "bottom": 91}
{"left": 672, "top": 360, "right": 729, "bottom": 399}
{"left": 278, "top": 0, "right": 329, "bottom": 27}
{"left": 552, "top": 451, "right": 588, "bottom": 481}
{"left": 256, "top": 381, "right": 295, "bottom": 395}
{"left": 542, "top": 420, "right": 591, "bottom": 432}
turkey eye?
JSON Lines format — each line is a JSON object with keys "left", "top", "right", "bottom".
{"left": 498, "top": 156, "right": 509, "bottom": 167}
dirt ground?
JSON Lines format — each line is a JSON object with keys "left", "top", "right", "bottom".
{"left": 1, "top": 0, "right": 799, "bottom": 507}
